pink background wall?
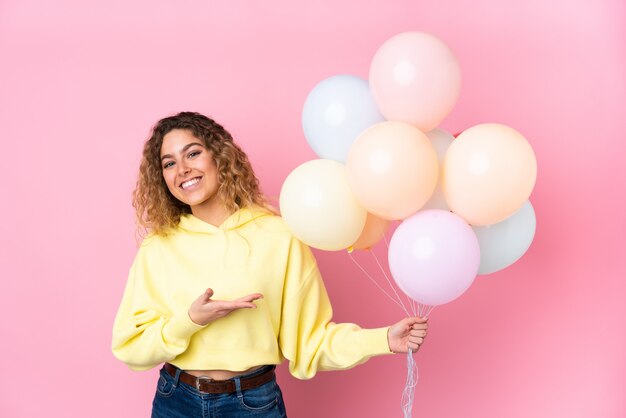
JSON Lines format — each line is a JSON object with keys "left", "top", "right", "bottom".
{"left": 1, "top": 1, "right": 624, "bottom": 417}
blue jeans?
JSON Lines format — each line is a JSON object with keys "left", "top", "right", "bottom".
{"left": 151, "top": 365, "right": 287, "bottom": 418}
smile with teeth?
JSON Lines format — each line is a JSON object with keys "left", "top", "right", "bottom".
{"left": 180, "top": 177, "right": 202, "bottom": 189}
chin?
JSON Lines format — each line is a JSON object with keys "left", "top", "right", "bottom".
{"left": 187, "top": 196, "right": 212, "bottom": 207}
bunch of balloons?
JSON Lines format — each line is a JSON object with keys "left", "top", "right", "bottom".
{"left": 280, "top": 31, "right": 537, "bottom": 309}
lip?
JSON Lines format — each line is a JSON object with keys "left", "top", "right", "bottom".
{"left": 179, "top": 176, "right": 203, "bottom": 189}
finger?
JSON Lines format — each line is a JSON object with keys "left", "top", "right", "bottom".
{"left": 402, "top": 317, "right": 428, "bottom": 328}
{"left": 399, "top": 317, "right": 419, "bottom": 329}
{"left": 407, "top": 341, "right": 420, "bottom": 352}
{"left": 236, "top": 302, "right": 258, "bottom": 309}
{"left": 198, "top": 288, "right": 214, "bottom": 303}
{"left": 234, "top": 293, "right": 263, "bottom": 303}
{"left": 225, "top": 300, "right": 259, "bottom": 310}
{"left": 410, "top": 330, "right": 427, "bottom": 337}
{"left": 409, "top": 336, "right": 424, "bottom": 345}
{"left": 412, "top": 323, "right": 428, "bottom": 330}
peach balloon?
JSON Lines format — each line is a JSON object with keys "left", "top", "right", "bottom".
{"left": 443, "top": 123, "right": 537, "bottom": 226}
{"left": 369, "top": 31, "right": 461, "bottom": 132}
{"left": 351, "top": 213, "right": 391, "bottom": 250}
{"left": 346, "top": 121, "right": 439, "bottom": 220}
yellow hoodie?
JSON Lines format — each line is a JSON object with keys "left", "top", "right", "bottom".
{"left": 112, "top": 206, "right": 392, "bottom": 379}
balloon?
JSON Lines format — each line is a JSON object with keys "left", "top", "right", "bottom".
{"left": 421, "top": 129, "right": 454, "bottom": 211}
{"left": 346, "top": 121, "right": 439, "bottom": 220}
{"left": 369, "top": 31, "right": 462, "bottom": 132}
{"left": 302, "top": 75, "right": 385, "bottom": 163}
{"left": 443, "top": 123, "right": 537, "bottom": 226}
{"left": 279, "top": 159, "right": 367, "bottom": 251}
{"left": 351, "top": 213, "right": 390, "bottom": 250}
{"left": 388, "top": 210, "right": 480, "bottom": 306}
{"left": 473, "top": 200, "right": 536, "bottom": 275}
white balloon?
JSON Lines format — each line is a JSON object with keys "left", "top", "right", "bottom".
{"left": 302, "top": 75, "right": 385, "bottom": 163}
{"left": 473, "top": 200, "right": 536, "bottom": 275}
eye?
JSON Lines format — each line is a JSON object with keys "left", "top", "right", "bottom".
{"left": 163, "top": 161, "right": 174, "bottom": 169}
{"left": 188, "top": 150, "right": 201, "bottom": 158}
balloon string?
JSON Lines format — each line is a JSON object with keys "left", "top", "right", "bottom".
{"left": 348, "top": 252, "right": 409, "bottom": 315}
{"left": 351, "top": 228, "right": 432, "bottom": 418}
{"left": 402, "top": 350, "right": 419, "bottom": 418}
{"left": 417, "top": 303, "right": 435, "bottom": 319}
{"left": 380, "top": 226, "right": 417, "bottom": 316}
{"left": 368, "top": 249, "right": 411, "bottom": 316}
{"left": 402, "top": 304, "right": 434, "bottom": 418}
{"left": 381, "top": 219, "right": 400, "bottom": 249}
{"left": 382, "top": 227, "right": 391, "bottom": 249}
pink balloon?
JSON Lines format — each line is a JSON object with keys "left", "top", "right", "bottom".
{"left": 369, "top": 32, "right": 461, "bottom": 132}
{"left": 388, "top": 210, "right": 480, "bottom": 306}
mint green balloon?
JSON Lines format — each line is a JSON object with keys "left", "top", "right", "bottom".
{"left": 472, "top": 200, "right": 536, "bottom": 275}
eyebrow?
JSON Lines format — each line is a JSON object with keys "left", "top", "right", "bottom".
{"left": 160, "top": 142, "right": 205, "bottom": 161}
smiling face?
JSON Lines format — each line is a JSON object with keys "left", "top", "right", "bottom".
{"left": 160, "top": 129, "right": 222, "bottom": 216}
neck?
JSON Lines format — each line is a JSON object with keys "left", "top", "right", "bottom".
{"left": 190, "top": 199, "right": 234, "bottom": 227}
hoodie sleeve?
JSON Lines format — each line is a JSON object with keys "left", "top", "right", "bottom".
{"left": 278, "top": 238, "right": 393, "bottom": 380}
{"left": 111, "top": 239, "right": 206, "bottom": 371}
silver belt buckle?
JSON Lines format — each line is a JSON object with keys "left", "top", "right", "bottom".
{"left": 196, "top": 375, "right": 214, "bottom": 391}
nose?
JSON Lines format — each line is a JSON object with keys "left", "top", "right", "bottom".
{"left": 178, "top": 161, "right": 191, "bottom": 176}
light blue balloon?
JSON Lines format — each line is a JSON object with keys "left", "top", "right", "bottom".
{"left": 473, "top": 200, "right": 536, "bottom": 275}
{"left": 302, "top": 75, "right": 385, "bottom": 163}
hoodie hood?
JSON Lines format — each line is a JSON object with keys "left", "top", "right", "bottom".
{"left": 177, "top": 205, "right": 274, "bottom": 234}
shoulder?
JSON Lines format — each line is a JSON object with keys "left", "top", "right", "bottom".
{"left": 259, "top": 216, "right": 318, "bottom": 268}
{"left": 246, "top": 208, "right": 315, "bottom": 256}
{"left": 246, "top": 207, "right": 295, "bottom": 237}
{"left": 136, "top": 227, "right": 182, "bottom": 251}
{"left": 255, "top": 213, "right": 291, "bottom": 232}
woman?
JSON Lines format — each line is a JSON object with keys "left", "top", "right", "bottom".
{"left": 112, "top": 111, "right": 428, "bottom": 417}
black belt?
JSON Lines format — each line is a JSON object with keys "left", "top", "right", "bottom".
{"left": 164, "top": 363, "right": 275, "bottom": 394}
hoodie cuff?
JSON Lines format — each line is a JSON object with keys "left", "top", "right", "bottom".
{"left": 359, "top": 326, "right": 394, "bottom": 355}
{"left": 165, "top": 312, "right": 206, "bottom": 342}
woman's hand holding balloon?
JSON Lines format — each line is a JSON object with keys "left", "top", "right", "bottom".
{"left": 387, "top": 317, "right": 429, "bottom": 353}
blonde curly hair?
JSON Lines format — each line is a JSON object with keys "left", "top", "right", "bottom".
{"left": 133, "top": 112, "right": 269, "bottom": 236}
